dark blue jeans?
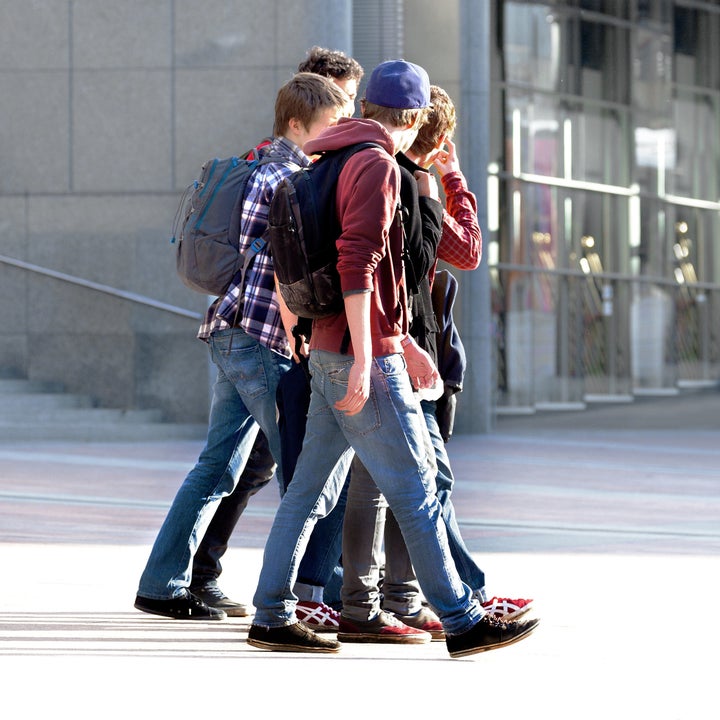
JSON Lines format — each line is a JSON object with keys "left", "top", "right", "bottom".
{"left": 137, "top": 328, "right": 290, "bottom": 600}
{"left": 277, "top": 361, "right": 345, "bottom": 605}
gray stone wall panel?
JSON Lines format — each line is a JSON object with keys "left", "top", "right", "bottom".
{"left": 72, "top": 70, "right": 172, "bottom": 192}
{"left": 174, "top": 0, "right": 266, "bottom": 68}
{"left": 72, "top": 0, "right": 172, "bottom": 69}
{"left": 135, "top": 331, "right": 210, "bottom": 421}
{"left": 0, "top": 72, "right": 70, "bottom": 194}
{"left": 0, "top": 0, "right": 69, "bottom": 70}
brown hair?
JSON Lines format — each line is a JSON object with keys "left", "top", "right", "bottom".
{"left": 297, "top": 46, "right": 364, "bottom": 82}
{"left": 361, "top": 100, "right": 428, "bottom": 130}
{"left": 273, "top": 72, "right": 348, "bottom": 137}
{"left": 409, "top": 85, "right": 457, "bottom": 156}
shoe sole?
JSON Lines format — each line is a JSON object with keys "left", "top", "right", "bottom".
{"left": 395, "top": 622, "right": 445, "bottom": 641}
{"left": 391, "top": 615, "right": 446, "bottom": 641}
{"left": 300, "top": 621, "right": 340, "bottom": 633}
{"left": 400, "top": 626, "right": 445, "bottom": 641}
{"left": 246, "top": 637, "right": 341, "bottom": 653}
{"left": 216, "top": 605, "right": 250, "bottom": 618}
{"left": 447, "top": 618, "right": 540, "bottom": 658}
{"left": 133, "top": 601, "right": 226, "bottom": 621}
{"left": 337, "top": 632, "right": 431, "bottom": 644}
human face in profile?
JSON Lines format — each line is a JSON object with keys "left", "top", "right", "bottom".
{"left": 331, "top": 77, "right": 359, "bottom": 117}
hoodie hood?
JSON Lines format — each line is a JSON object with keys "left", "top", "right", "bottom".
{"left": 304, "top": 116, "right": 395, "bottom": 157}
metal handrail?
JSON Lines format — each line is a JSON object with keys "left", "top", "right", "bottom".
{"left": 492, "top": 262, "right": 720, "bottom": 292}
{"left": 0, "top": 254, "right": 203, "bottom": 320}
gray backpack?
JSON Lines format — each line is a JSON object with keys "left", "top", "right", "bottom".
{"left": 171, "top": 140, "right": 275, "bottom": 296}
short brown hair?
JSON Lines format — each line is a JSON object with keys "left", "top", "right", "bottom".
{"left": 273, "top": 72, "right": 348, "bottom": 137}
{"left": 361, "top": 100, "right": 428, "bottom": 131}
{"left": 409, "top": 85, "right": 457, "bottom": 156}
{"left": 297, "top": 46, "right": 364, "bottom": 82}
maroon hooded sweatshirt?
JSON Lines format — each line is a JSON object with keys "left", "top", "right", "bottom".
{"left": 303, "top": 116, "right": 408, "bottom": 358}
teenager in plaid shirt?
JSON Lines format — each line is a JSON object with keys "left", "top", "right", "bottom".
{"left": 134, "top": 73, "right": 349, "bottom": 621}
{"left": 188, "top": 48, "right": 365, "bottom": 619}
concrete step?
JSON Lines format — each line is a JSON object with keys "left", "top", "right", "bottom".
{"left": 0, "top": 374, "right": 205, "bottom": 442}
{"left": 0, "top": 420, "right": 207, "bottom": 442}
{"left": 0, "top": 379, "right": 65, "bottom": 394}
{"left": 0, "top": 393, "right": 95, "bottom": 412}
{"left": 0, "top": 407, "right": 164, "bottom": 423}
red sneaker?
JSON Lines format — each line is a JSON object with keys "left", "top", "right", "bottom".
{"left": 481, "top": 596, "right": 534, "bottom": 621}
{"left": 295, "top": 600, "right": 340, "bottom": 633}
{"left": 391, "top": 606, "right": 445, "bottom": 641}
{"left": 338, "top": 610, "right": 431, "bottom": 644}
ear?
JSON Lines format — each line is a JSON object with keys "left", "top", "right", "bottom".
{"left": 434, "top": 133, "right": 447, "bottom": 150}
{"left": 287, "top": 117, "right": 304, "bottom": 134}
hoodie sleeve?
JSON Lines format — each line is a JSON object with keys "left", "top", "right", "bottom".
{"left": 335, "top": 148, "right": 399, "bottom": 295}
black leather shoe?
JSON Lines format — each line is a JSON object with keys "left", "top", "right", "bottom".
{"left": 247, "top": 622, "right": 341, "bottom": 653}
{"left": 134, "top": 589, "right": 226, "bottom": 620}
{"left": 190, "top": 583, "right": 249, "bottom": 617}
{"left": 446, "top": 613, "right": 539, "bottom": 658}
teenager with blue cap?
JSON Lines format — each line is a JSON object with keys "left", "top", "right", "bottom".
{"left": 248, "top": 60, "right": 539, "bottom": 657}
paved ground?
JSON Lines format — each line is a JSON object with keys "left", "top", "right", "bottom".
{"left": 1, "top": 390, "right": 718, "bottom": 719}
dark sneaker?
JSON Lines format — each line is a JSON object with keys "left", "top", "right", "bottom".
{"left": 190, "top": 583, "right": 249, "bottom": 617}
{"left": 247, "top": 622, "right": 341, "bottom": 653}
{"left": 446, "top": 614, "right": 540, "bottom": 658}
{"left": 338, "top": 610, "right": 431, "bottom": 644}
{"left": 392, "top": 606, "right": 446, "bottom": 641}
{"left": 134, "top": 589, "right": 226, "bottom": 620}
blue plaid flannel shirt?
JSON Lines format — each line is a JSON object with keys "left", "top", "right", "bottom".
{"left": 197, "top": 137, "right": 310, "bottom": 356}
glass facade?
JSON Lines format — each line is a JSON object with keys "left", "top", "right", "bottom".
{"left": 488, "top": 0, "right": 720, "bottom": 410}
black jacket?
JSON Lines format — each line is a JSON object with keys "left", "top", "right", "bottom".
{"left": 396, "top": 152, "right": 443, "bottom": 362}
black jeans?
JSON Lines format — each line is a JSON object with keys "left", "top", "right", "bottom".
{"left": 191, "top": 430, "right": 275, "bottom": 587}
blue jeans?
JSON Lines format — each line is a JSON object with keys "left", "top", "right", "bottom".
{"left": 277, "top": 360, "right": 347, "bottom": 606}
{"left": 137, "top": 328, "right": 291, "bottom": 599}
{"left": 383, "top": 399, "right": 486, "bottom": 609}
{"left": 252, "top": 350, "right": 483, "bottom": 636}
{"left": 341, "top": 400, "right": 486, "bottom": 619}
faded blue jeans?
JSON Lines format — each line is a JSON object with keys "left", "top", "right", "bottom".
{"left": 342, "top": 398, "right": 486, "bottom": 619}
{"left": 137, "top": 327, "right": 291, "bottom": 600}
{"left": 252, "top": 349, "right": 483, "bottom": 636}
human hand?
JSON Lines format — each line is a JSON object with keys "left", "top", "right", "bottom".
{"left": 414, "top": 168, "right": 440, "bottom": 200}
{"left": 291, "top": 337, "right": 310, "bottom": 363}
{"left": 334, "top": 360, "right": 371, "bottom": 416}
{"left": 432, "top": 138, "right": 461, "bottom": 176}
{"left": 403, "top": 337, "right": 440, "bottom": 390}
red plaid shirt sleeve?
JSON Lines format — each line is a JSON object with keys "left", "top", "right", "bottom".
{"left": 435, "top": 170, "right": 482, "bottom": 274}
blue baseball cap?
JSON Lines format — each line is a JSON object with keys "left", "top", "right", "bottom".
{"left": 365, "top": 60, "right": 431, "bottom": 109}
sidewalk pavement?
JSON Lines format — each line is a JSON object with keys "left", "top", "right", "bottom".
{"left": 1, "top": 390, "right": 718, "bottom": 719}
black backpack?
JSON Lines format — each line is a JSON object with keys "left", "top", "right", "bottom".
{"left": 171, "top": 140, "right": 275, "bottom": 296}
{"left": 267, "top": 142, "right": 381, "bottom": 319}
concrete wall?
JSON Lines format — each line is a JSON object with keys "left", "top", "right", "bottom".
{"left": 404, "top": 0, "right": 494, "bottom": 433}
{"left": 0, "top": 0, "right": 352, "bottom": 422}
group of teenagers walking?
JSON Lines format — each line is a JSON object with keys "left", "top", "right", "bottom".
{"left": 134, "top": 47, "right": 540, "bottom": 658}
